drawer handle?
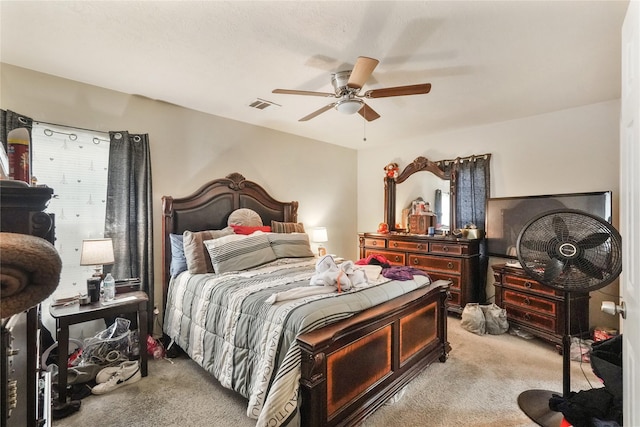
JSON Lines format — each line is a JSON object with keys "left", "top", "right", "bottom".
{"left": 447, "top": 262, "right": 454, "bottom": 269}
{"left": 372, "top": 241, "right": 377, "bottom": 246}
{"left": 392, "top": 242, "right": 398, "bottom": 247}
{"left": 395, "top": 256, "right": 401, "bottom": 262}
{"left": 443, "top": 246, "right": 449, "bottom": 252}
{"left": 417, "top": 244, "right": 424, "bottom": 250}
{"left": 524, "top": 313, "right": 531, "bottom": 321}
{"left": 524, "top": 281, "right": 533, "bottom": 289}
{"left": 523, "top": 297, "right": 531, "bottom": 305}
{"left": 413, "top": 258, "right": 420, "bottom": 265}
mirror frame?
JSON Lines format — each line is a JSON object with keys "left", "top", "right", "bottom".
{"left": 384, "top": 156, "right": 457, "bottom": 232}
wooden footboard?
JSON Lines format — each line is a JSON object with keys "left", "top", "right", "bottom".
{"left": 297, "top": 280, "right": 450, "bottom": 427}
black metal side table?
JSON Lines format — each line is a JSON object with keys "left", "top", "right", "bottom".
{"left": 49, "top": 291, "right": 148, "bottom": 404}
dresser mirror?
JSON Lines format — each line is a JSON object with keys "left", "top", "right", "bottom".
{"left": 384, "top": 156, "right": 456, "bottom": 233}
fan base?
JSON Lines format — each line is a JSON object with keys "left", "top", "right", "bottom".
{"left": 518, "top": 389, "right": 565, "bottom": 427}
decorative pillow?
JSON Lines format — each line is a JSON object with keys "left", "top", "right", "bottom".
{"left": 183, "top": 227, "right": 234, "bottom": 274}
{"left": 267, "top": 233, "right": 315, "bottom": 259}
{"left": 231, "top": 224, "right": 271, "bottom": 235}
{"left": 169, "top": 233, "right": 188, "bottom": 277}
{"left": 227, "top": 208, "right": 263, "bottom": 227}
{"left": 270, "top": 220, "right": 305, "bottom": 233}
{"left": 204, "top": 233, "right": 276, "bottom": 274}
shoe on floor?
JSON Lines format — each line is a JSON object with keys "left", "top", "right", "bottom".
{"left": 91, "top": 361, "right": 141, "bottom": 395}
{"left": 95, "top": 360, "right": 138, "bottom": 384}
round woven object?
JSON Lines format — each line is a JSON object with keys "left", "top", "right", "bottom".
{"left": 227, "top": 208, "right": 263, "bottom": 227}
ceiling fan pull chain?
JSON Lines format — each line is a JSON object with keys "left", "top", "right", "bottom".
{"left": 363, "top": 115, "right": 367, "bottom": 142}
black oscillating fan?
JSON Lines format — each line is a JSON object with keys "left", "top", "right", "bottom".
{"left": 515, "top": 209, "right": 622, "bottom": 427}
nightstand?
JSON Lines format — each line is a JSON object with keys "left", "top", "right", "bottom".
{"left": 49, "top": 291, "right": 148, "bottom": 404}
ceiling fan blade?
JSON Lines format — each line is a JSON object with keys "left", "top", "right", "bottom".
{"left": 364, "top": 83, "right": 432, "bottom": 99}
{"left": 358, "top": 102, "right": 380, "bottom": 122}
{"left": 552, "top": 215, "right": 570, "bottom": 241}
{"left": 272, "top": 89, "right": 335, "bottom": 97}
{"left": 347, "top": 56, "right": 379, "bottom": 90}
{"left": 299, "top": 103, "right": 337, "bottom": 122}
{"left": 543, "top": 258, "right": 566, "bottom": 283}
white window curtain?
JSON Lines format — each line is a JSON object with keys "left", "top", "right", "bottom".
{"left": 31, "top": 122, "right": 111, "bottom": 337}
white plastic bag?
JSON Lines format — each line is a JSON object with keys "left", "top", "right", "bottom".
{"left": 481, "top": 303, "right": 509, "bottom": 335}
{"left": 460, "top": 303, "right": 486, "bottom": 335}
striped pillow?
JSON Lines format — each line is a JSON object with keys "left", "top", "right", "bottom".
{"left": 183, "top": 227, "right": 235, "bottom": 274}
{"left": 270, "top": 220, "right": 305, "bottom": 233}
{"left": 204, "top": 233, "right": 276, "bottom": 274}
{"left": 267, "top": 233, "right": 314, "bottom": 258}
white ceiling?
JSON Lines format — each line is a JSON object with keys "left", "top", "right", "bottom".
{"left": 0, "top": 1, "right": 629, "bottom": 149}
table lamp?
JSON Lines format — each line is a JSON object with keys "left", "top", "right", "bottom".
{"left": 312, "top": 227, "right": 328, "bottom": 257}
{"left": 80, "top": 238, "right": 115, "bottom": 278}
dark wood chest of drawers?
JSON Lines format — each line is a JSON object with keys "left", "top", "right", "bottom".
{"left": 492, "top": 263, "right": 589, "bottom": 345}
{"left": 358, "top": 232, "right": 481, "bottom": 314}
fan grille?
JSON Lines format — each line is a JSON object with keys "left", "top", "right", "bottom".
{"left": 517, "top": 209, "right": 622, "bottom": 292}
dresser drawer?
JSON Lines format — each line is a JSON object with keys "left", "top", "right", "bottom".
{"left": 387, "top": 239, "right": 428, "bottom": 252}
{"left": 503, "top": 274, "right": 557, "bottom": 297}
{"left": 363, "top": 249, "right": 405, "bottom": 266}
{"left": 409, "top": 255, "right": 461, "bottom": 274}
{"left": 504, "top": 303, "right": 557, "bottom": 334}
{"left": 364, "top": 238, "right": 387, "bottom": 248}
{"left": 429, "top": 242, "right": 464, "bottom": 255}
{"left": 425, "top": 271, "right": 460, "bottom": 290}
{"left": 503, "top": 290, "right": 557, "bottom": 316}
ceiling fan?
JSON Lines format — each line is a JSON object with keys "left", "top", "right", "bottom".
{"left": 272, "top": 56, "right": 432, "bottom": 122}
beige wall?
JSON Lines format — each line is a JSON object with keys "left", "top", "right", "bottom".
{"left": 2, "top": 62, "right": 622, "bottom": 332}
{"left": 1, "top": 64, "right": 358, "bottom": 328}
{"left": 357, "top": 100, "right": 621, "bottom": 329}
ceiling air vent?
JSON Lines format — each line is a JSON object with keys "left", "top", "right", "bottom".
{"left": 248, "top": 98, "right": 281, "bottom": 110}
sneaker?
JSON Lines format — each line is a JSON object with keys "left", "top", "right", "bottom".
{"left": 95, "top": 361, "right": 138, "bottom": 384}
{"left": 91, "top": 361, "right": 141, "bottom": 395}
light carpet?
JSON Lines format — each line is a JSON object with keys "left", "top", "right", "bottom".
{"left": 54, "top": 317, "right": 602, "bottom": 427}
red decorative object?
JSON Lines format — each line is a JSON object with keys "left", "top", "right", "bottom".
{"left": 377, "top": 222, "right": 389, "bottom": 233}
{"left": 384, "top": 162, "right": 399, "bottom": 179}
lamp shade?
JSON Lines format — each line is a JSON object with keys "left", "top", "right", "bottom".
{"left": 80, "top": 238, "right": 115, "bottom": 266}
{"left": 312, "top": 227, "right": 328, "bottom": 243}
{"left": 335, "top": 99, "right": 363, "bottom": 115}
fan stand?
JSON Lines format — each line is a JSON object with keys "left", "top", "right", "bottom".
{"left": 517, "top": 293, "right": 572, "bottom": 427}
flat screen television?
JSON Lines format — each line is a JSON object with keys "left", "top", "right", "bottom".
{"left": 485, "top": 191, "right": 612, "bottom": 259}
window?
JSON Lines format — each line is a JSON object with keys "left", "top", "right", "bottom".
{"left": 31, "top": 123, "right": 110, "bottom": 335}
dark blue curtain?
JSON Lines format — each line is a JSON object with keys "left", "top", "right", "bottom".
{"left": 104, "top": 131, "right": 153, "bottom": 332}
{"left": 444, "top": 154, "right": 491, "bottom": 303}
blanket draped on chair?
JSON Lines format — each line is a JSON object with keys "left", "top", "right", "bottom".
{"left": 1, "top": 232, "right": 62, "bottom": 318}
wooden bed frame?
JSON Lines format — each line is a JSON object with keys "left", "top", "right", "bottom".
{"left": 161, "top": 173, "right": 450, "bottom": 427}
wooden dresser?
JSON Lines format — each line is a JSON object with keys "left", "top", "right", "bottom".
{"left": 492, "top": 263, "right": 589, "bottom": 345}
{"left": 358, "top": 232, "right": 481, "bottom": 314}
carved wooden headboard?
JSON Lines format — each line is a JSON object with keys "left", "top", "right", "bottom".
{"left": 160, "top": 172, "right": 298, "bottom": 307}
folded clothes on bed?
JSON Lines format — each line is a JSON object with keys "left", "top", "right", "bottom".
{"left": 265, "top": 286, "right": 336, "bottom": 304}
{"left": 309, "top": 255, "right": 366, "bottom": 291}
{"left": 1, "top": 232, "right": 62, "bottom": 318}
{"left": 267, "top": 256, "right": 373, "bottom": 304}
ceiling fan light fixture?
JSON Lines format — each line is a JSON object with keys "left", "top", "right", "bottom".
{"left": 335, "top": 99, "right": 363, "bottom": 115}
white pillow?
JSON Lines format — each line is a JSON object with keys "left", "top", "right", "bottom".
{"left": 204, "top": 232, "right": 276, "bottom": 274}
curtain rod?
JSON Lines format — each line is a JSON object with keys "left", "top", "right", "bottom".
{"left": 440, "top": 153, "right": 491, "bottom": 166}
{"left": 35, "top": 120, "right": 109, "bottom": 136}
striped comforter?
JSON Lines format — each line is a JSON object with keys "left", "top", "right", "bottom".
{"left": 163, "top": 257, "right": 430, "bottom": 427}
